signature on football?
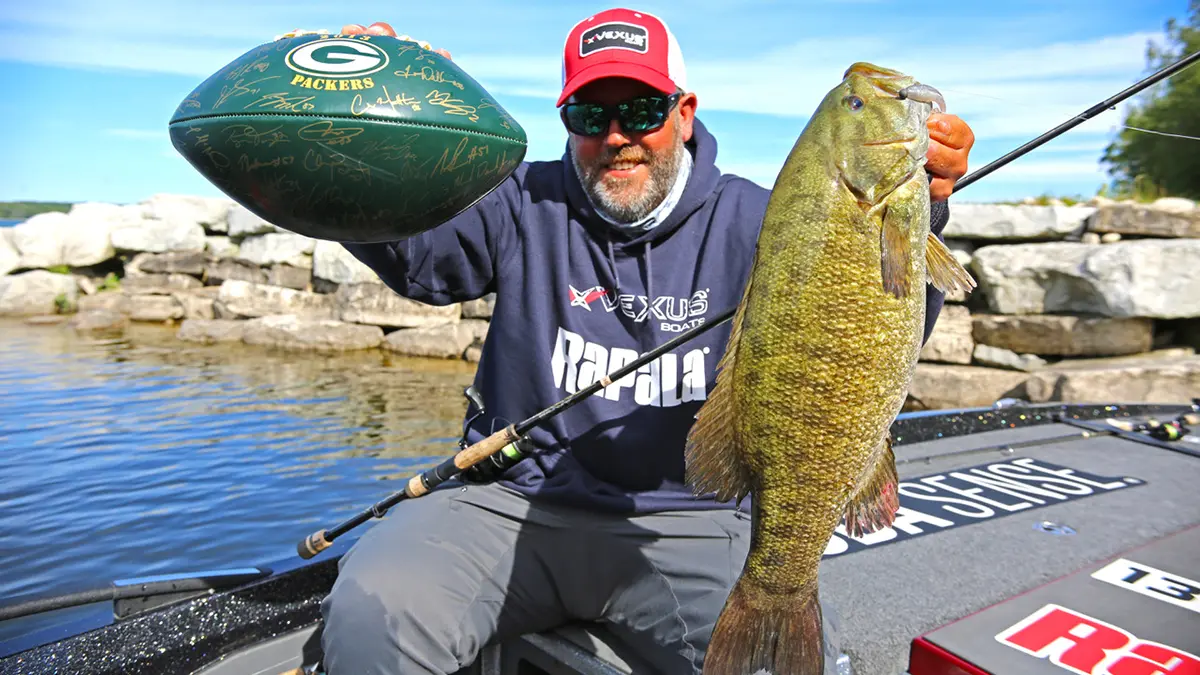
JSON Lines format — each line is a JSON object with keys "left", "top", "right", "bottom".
{"left": 224, "top": 124, "right": 291, "bottom": 149}
{"left": 425, "top": 90, "right": 479, "bottom": 122}
{"left": 302, "top": 149, "right": 373, "bottom": 185}
{"left": 297, "top": 121, "right": 365, "bottom": 146}
{"left": 224, "top": 57, "right": 271, "bottom": 82}
{"left": 393, "top": 65, "right": 464, "bottom": 90}
{"left": 244, "top": 91, "right": 318, "bottom": 114}
{"left": 237, "top": 154, "right": 296, "bottom": 172}
{"left": 351, "top": 86, "right": 421, "bottom": 117}
{"left": 214, "top": 76, "right": 282, "bottom": 110}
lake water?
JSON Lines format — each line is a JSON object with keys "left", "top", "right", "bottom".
{"left": 0, "top": 219, "right": 21, "bottom": 228}
{"left": 0, "top": 317, "right": 476, "bottom": 603}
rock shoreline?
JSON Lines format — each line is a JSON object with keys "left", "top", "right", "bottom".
{"left": 2, "top": 193, "right": 1198, "bottom": 410}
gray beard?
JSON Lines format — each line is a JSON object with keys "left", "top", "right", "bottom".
{"left": 570, "top": 124, "right": 684, "bottom": 225}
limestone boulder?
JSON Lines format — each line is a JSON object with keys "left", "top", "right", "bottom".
{"left": 904, "top": 364, "right": 1029, "bottom": 411}
{"left": 205, "top": 236, "right": 238, "bottom": 259}
{"left": 237, "top": 233, "right": 316, "bottom": 268}
{"left": 120, "top": 273, "right": 203, "bottom": 295}
{"left": 129, "top": 250, "right": 210, "bottom": 276}
{"left": 227, "top": 205, "right": 279, "bottom": 237}
{"left": 174, "top": 288, "right": 219, "bottom": 320}
{"left": 335, "top": 282, "right": 460, "bottom": 328}
{"left": 0, "top": 270, "right": 79, "bottom": 316}
{"left": 972, "top": 344, "right": 1047, "bottom": 372}
{"left": 215, "top": 280, "right": 334, "bottom": 319}
{"left": 176, "top": 319, "right": 246, "bottom": 344}
{"left": 312, "top": 240, "right": 379, "bottom": 285}
{"left": 175, "top": 317, "right": 246, "bottom": 343}
{"left": 1024, "top": 356, "right": 1200, "bottom": 405}
{"left": 69, "top": 308, "right": 129, "bottom": 337}
{"left": 384, "top": 320, "right": 490, "bottom": 359}
{"left": 0, "top": 228, "right": 18, "bottom": 276}
{"left": 204, "top": 259, "right": 267, "bottom": 286}
{"left": 111, "top": 218, "right": 206, "bottom": 254}
{"left": 462, "top": 294, "right": 496, "bottom": 319}
{"left": 77, "top": 291, "right": 128, "bottom": 313}
{"left": 943, "top": 204, "right": 1094, "bottom": 240}
{"left": 971, "top": 314, "right": 1154, "bottom": 356}
{"left": 140, "top": 194, "right": 232, "bottom": 234}
{"left": 920, "top": 305, "right": 973, "bottom": 364}
{"left": 971, "top": 240, "right": 1200, "bottom": 318}
{"left": 1087, "top": 202, "right": 1200, "bottom": 239}
{"left": 266, "top": 264, "right": 312, "bottom": 291}
{"left": 125, "top": 294, "right": 185, "bottom": 322}
{"left": 241, "top": 314, "right": 384, "bottom": 352}
{"left": 11, "top": 206, "right": 129, "bottom": 268}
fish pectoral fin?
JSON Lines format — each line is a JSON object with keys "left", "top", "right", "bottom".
{"left": 843, "top": 433, "right": 900, "bottom": 538}
{"left": 880, "top": 203, "right": 913, "bottom": 299}
{"left": 925, "top": 232, "right": 977, "bottom": 294}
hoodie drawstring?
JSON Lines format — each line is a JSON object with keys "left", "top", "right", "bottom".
{"left": 604, "top": 239, "right": 654, "bottom": 309}
{"left": 644, "top": 241, "right": 653, "bottom": 310}
{"left": 606, "top": 239, "right": 622, "bottom": 294}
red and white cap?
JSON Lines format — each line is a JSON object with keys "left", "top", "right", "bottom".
{"left": 557, "top": 8, "right": 687, "bottom": 107}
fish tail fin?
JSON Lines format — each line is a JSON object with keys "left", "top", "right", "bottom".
{"left": 843, "top": 433, "right": 900, "bottom": 538}
{"left": 703, "top": 579, "right": 825, "bottom": 675}
{"left": 925, "top": 232, "right": 977, "bottom": 294}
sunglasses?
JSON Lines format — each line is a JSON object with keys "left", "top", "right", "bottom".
{"left": 560, "top": 92, "right": 682, "bottom": 137}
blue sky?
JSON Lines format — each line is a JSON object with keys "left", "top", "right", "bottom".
{"left": 0, "top": 0, "right": 1189, "bottom": 205}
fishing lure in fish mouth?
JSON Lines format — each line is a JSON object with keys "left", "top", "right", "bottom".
{"left": 897, "top": 84, "right": 947, "bottom": 113}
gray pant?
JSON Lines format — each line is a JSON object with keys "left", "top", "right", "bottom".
{"left": 319, "top": 481, "right": 754, "bottom": 674}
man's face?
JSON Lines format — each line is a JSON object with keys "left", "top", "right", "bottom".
{"left": 567, "top": 78, "right": 697, "bottom": 223}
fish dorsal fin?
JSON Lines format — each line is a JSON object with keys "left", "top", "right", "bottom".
{"left": 684, "top": 265, "right": 756, "bottom": 504}
{"left": 925, "top": 232, "right": 977, "bottom": 294}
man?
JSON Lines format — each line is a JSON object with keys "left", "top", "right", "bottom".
{"left": 313, "top": 8, "right": 974, "bottom": 674}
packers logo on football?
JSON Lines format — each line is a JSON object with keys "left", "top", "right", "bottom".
{"left": 285, "top": 38, "right": 387, "bottom": 91}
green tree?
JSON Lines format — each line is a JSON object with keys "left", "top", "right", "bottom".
{"left": 0, "top": 201, "right": 72, "bottom": 219}
{"left": 1101, "top": 1, "right": 1200, "bottom": 200}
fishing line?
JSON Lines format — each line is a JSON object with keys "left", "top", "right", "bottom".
{"left": 933, "top": 89, "right": 1200, "bottom": 142}
{"left": 953, "top": 48, "right": 1200, "bottom": 191}
{"left": 1119, "top": 125, "right": 1200, "bottom": 142}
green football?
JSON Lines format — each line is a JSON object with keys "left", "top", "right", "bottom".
{"left": 169, "top": 33, "right": 528, "bottom": 243}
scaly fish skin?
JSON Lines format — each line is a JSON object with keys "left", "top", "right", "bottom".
{"left": 686, "top": 62, "right": 974, "bottom": 675}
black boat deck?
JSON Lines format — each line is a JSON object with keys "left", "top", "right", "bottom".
{"left": 823, "top": 417, "right": 1199, "bottom": 674}
{"left": 1, "top": 402, "right": 1197, "bottom": 675}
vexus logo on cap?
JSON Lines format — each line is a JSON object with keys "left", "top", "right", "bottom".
{"left": 580, "top": 22, "right": 648, "bottom": 56}
{"left": 557, "top": 8, "right": 687, "bottom": 107}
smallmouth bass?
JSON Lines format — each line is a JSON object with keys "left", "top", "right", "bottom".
{"left": 685, "top": 62, "right": 975, "bottom": 675}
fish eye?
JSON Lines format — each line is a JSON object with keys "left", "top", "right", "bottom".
{"left": 844, "top": 95, "right": 865, "bottom": 112}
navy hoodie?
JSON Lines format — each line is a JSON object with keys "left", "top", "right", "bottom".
{"left": 344, "top": 118, "right": 949, "bottom": 514}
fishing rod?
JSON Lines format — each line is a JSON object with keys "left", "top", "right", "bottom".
{"left": 297, "top": 311, "right": 735, "bottom": 558}
{"left": 954, "top": 48, "right": 1200, "bottom": 192}
{"left": 296, "top": 48, "right": 1200, "bottom": 560}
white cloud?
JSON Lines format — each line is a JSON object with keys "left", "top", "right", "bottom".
{"left": 0, "top": 4, "right": 1164, "bottom": 150}
{"left": 0, "top": 27, "right": 245, "bottom": 77}
{"left": 684, "top": 31, "right": 1164, "bottom": 140}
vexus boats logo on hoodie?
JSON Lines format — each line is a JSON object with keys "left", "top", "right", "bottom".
{"left": 567, "top": 285, "right": 710, "bottom": 333}
{"left": 557, "top": 284, "right": 714, "bottom": 407}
